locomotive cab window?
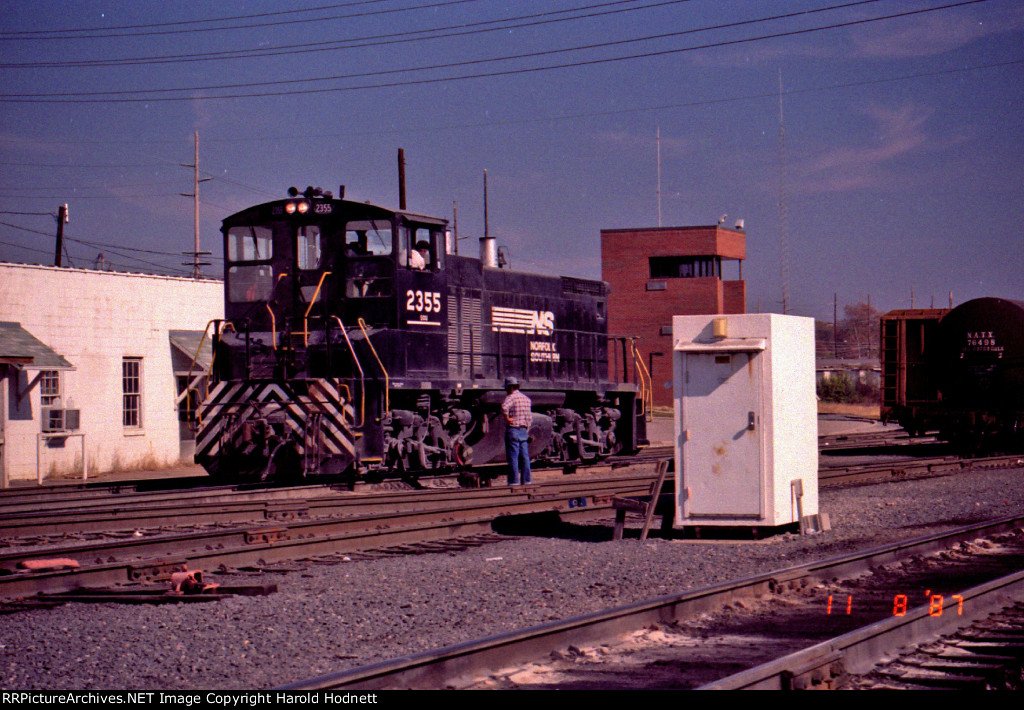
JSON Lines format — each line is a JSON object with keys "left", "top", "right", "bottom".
{"left": 297, "top": 225, "right": 322, "bottom": 270}
{"left": 227, "top": 265, "right": 274, "bottom": 303}
{"left": 227, "top": 225, "right": 273, "bottom": 262}
{"left": 400, "top": 226, "right": 443, "bottom": 271}
{"left": 345, "top": 220, "right": 392, "bottom": 257}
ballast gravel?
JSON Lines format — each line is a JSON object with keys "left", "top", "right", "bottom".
{"left": 3, "top": 464, "right": 1024, "bottom": 690}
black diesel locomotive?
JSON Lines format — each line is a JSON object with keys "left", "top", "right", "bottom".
{"left": 195, "top": 186, "right": 648, "bottom": 480}
{"left": 880, "top": 296, "right": 1024, "bottom": 448}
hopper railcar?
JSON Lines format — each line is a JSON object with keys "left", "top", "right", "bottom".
{"left": 880, "top": 296, "right": 1024, "bottom": 448}
{"left": 194, "top": 186, "right": 648, "bottom": 481}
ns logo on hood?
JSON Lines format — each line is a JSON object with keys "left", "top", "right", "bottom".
{"left": 491, "top": 306, "right": 555, "bottom": 336}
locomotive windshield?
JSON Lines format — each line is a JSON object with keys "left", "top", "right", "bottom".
{"left": 227, "top": 264, "right": 274, "bottom": 302}
{"left": 345, "top": 220, "right": 392, "bottom": 256}
{"left": 227, "top": 225, "right": 272, "bottom": 261}
{"left": 225, "top": 225, "right": 275, "bottom": 304}
{"left": 297, "top": 225, "right": 322, "bottom": 270}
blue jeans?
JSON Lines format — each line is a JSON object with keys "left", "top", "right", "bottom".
{"left": 505, "top": 426, "right": 532, "bottom": 485}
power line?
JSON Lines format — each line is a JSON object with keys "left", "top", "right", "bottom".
{"left": 0, "top": 191, "right": 184, "bottom": 199}
{"left": 0, "top": 0, "right": 989, "bottom": 103}
{"left": 1, "top": 55, "right": 1018, "bottom": 198}
{"left": 0, "top": 0, "right": 689, "bottom": 69}
{"left": 0, "top": 219, "right": 53, "bottom": 237}
{"left": 0, "top": 237, "right": 53, "bottom": 257}
{"left": 0, "top": 54, "right": 1016, "bottom": 199}
{"left": 65, "top": 235, "right": 223, "bottom": 260}
{"left": 0, "top": 160, "right": 172, "bottom": 168}
{"left": 0, "top": 0, "right": 389, "bottom": 34}
{"left": 0, "top": 179, "right": 184, "bottom": 191}
{"left": 0, "top": 217, "right": 225, "bottom": 262}
{"left": 0, "top": 0, "right": 477, "bottom": 40}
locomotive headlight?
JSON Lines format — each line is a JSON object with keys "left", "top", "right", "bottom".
{"left": 297, "top": 201, "right": 310, "bottom": 214}
{"left": 285, "top": 202, "right": 297, "bottom": 214}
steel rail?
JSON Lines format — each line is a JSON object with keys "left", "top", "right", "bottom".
{"left": 0, "top": 480, "right": 336, "bottom": 515}
{"left": 0, "top": 482, "right": 647, "bottom": 599}
{"left": 279, "top": 513, "right": 1024, "bottom": 690}
{"left": 0, "top": 428, "right": 900, "bottom": 506}
{"left": 700, "top": 567, "right": 1024, "bottom": 689}
{"left": 0, "top": 474, "right": 661, "bottom": 538}
{"left": 819, "top": 453, "right": 1024, "bottom": 486}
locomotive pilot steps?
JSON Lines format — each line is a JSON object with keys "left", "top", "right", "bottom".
{"left": 193, "top": 186, "right": 648, "bottom": 481}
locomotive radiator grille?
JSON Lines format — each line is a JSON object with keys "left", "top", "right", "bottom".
{"left": 195, "top": 379, "right": 357, "bottom": 469}
{"left": 448, "top": 291, "right": 482, "bottom": 377}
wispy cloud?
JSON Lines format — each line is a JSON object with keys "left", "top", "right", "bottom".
{"left": 789, "top": 102, "right": 942, "bottom": 194}
{"left": 0, "top": 132, "right": 83, "bottom": 161}
{"left": 682, "top": 4, "right": 1024, "bottom": 67}
{"left": 591, "top": 128, "right": 695, "bottom": 156}
{"left": 848, "top": 4, "right": 1024, "bottom": 59}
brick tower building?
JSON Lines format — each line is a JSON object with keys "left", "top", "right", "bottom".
{"left": 601, "top": 225, "right": 746, "bottom": 408}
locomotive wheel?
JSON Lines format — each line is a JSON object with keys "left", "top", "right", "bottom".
{"left": 416, "top": 438, "right": 436, "bottom": 469}
{"left": 416, "top": 433, "right": 450, "bottom": 470}
{"left": 573, "top": 419, "right": 600, "bottom": 463}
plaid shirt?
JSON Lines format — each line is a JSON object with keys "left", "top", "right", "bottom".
{"left": 501, "top": 390, "right": 533, "bottom": 428}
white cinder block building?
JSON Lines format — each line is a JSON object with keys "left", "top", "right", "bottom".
{"left": 0, "top": 264, "right": 222, "bottom": 485}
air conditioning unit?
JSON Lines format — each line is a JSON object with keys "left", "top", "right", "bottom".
{"left": 42, "top": 408, "right": 80, "bottom": 433}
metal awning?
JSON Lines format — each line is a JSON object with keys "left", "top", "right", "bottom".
{"left": 674, "top": 337, "right": 767, "bottom": 353}
{"left": 169, "top": 330, "right": 212, "bottom": 373}
{"left": 0, "top": 321, "right": 73, "bottom": 370}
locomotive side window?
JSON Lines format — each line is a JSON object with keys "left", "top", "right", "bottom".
{"left": 297, "top": 225, "right": 322, "bottom": 270}
{"left": 227, "top": 265, "right": 274, "bottom": 302}
{"left": 400, "top": 226, "right": 442, "bottom": 270}
{"left": 345, "top": 220, "right": 392, "bottom": 257}
{"left": 227, "top": 225, "right": 273, "bottom": 262}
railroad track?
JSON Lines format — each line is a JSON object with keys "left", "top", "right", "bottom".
{"left": 818, "top": 430, "right": 934, "bottom": 450}
{"left": 0, "top": 426, "right": 908, "bottom": 509}
{"left": 706, "top": 566, "right": 1024, "bottom": 689}
{"left": 845, "top": 599, "right": 1024, "bottom": 689}
{"left": 820, "top": 453, "right": 1024, "bottom": 487}
{"left": 280, "top": 514, "right": 1024, "bottom": 690}
{"left": 0, "top": 473, "right": 661, "bottom": 538}
{"left": 0, "top": 474, "right": 657, "bottom": 600}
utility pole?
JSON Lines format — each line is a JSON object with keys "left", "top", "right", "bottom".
{"left": 180, "top": 131, "right": 212, "bottom": 278}
{"left": 833, "top": 293, "right": 838, "bottom": 359}
{"left": 866, "top": 293, "right": 872, "bottom": 355}
{"left": 53, "top": 204, "right": 68, "bottom": 267}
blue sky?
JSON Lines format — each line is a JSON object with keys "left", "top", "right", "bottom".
{"left": 1, "top": 0, "right": 1021, "bottom": 320}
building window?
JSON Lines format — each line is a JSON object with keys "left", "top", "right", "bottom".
{"left": 123, "top": 357, "right": 142, "bottom": 428}
{"left": 40, "top": 370, "right": 61, "bottom": 407}
{"left": 649, "top": 256, "right": 722, "bottom": 279}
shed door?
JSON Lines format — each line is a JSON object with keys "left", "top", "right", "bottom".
{"left": 681, "top": 351, "right": 763, "bottom": 518}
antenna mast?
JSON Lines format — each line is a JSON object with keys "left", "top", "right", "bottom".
{"left": 656, "top": 126, "right": 662, "bottom": 227}
{"left": 777, "top": 69, "right": 791, "bottom": 315}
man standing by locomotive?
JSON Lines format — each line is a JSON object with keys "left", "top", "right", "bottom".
{"left": 501, "top": 377, "right": 533, "bottom": 485}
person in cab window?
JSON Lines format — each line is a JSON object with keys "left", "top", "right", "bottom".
{"left": 410, "top": 240, "right": 430, "bottom": 270}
